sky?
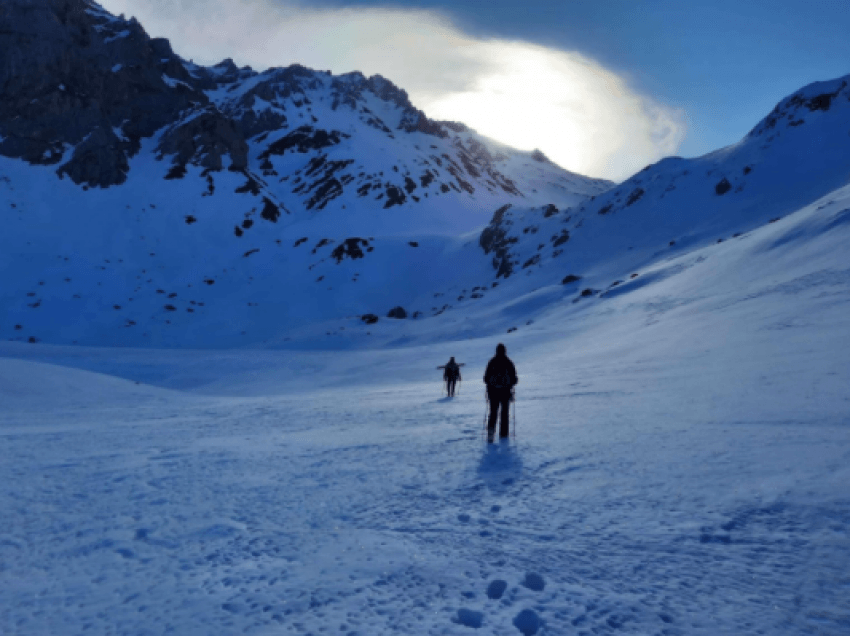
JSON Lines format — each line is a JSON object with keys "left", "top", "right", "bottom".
{"left": 99, "top": 0, "right": 850, "bottom": 182}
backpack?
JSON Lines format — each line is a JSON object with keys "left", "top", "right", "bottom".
{"left": 490, "top": 369, "right": 510, "bottom": 389}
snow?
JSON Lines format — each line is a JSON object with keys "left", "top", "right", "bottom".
{"left": 1, "top": 176, "right": 849, "bottom": 634}
{"left": 161, "top": 74, "right": 192, "bottom": 91}
{"left": 1, "top": 17, "right": 850, "bottom": 631}
{"left": 103, "top": 30, "right": 130, "bottom": 44}
{"left": 111, "top": 63, "right": 123, "bottom": 73}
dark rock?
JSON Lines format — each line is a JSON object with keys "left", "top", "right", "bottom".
{"left": 235, "top": 173, "right": 261, "bottom": 195}
{"left": 562, "top": 274, "right": 581, "bottom": 285}
{"left": 0, "top": 0, "right": 207, "bottom": 185}
{"left": 580, "top": 288, "right": 594, "bottom": 297}
{"left": 361, "top": 313, "right": 379, "bottom": 325}
{"left": 387, "top": 306, "right": 407, "bottom": 319}
{"left": 551, "top": 229, "right": 570, "bottom": 248}
{"left": 530, "top": 149, "right": 550, "bottom": 163}
{"left": 260, "top": 197, "right": 281, "bottom": 222}
{"left": 479, "top": 204, "right": 518, "bottom": 278}
{"left": 625, "top": 187, "right": 645, "bottom": 206}
{"left": 715, "top": 177, "right": 732, "bottom": 195}
{"left": 294, "top": 237, "right": 308, "bottom": 247}
{"left": 243, "top": 248, "right": 259, "bottom": 257}
{"left": 331, "top": 238, "right": 367, "bottom": 263}
{"left": 165, "top": 164, "right": 187, "bottom": 180}
{"left": 383, "top": 185, "right": 406, "bottom": 208}
{"left": 542, "top": 203, "right": 559, "bottom": 218}
{"left": 157, "top": 108, "right": 248, "bottom": 172}
{"left": 408, "top": 241, "right": 419, "bottom": 247}
{"left": 312, "top": 238, "right": 333, "bottom": 253}
{"left": 260, "top": 125, "right": 348, "bottom": 157}
{"left": 58, "top": 126, "right": 129, "bottom": 187}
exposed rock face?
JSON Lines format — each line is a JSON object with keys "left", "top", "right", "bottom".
{"left": 157, "top": 109, "right": 248, "bottom": 172}
{"left": 749, "top": 77, "right": 849, "bottom": 137}
{"left": 0, "top": 0, "right": 210, "bottom": 186}
{"left": 57, "top": 126, "right": 129, "bottom": 187}
{"left": 480, "top": 204, "right": 519, "bottom": 278}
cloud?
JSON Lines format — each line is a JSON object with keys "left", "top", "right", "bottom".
{"left": 99, "top": 0, "right": 685, "bottom": 181}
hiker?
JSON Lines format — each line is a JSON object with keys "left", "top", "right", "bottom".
{"left": 444, "top": 356, "right": 462, "bottom": 397}
{"left": 483, "top": 343, "right": 518, "bottom": 441}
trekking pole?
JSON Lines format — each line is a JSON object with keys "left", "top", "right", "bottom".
{"left": 512, "top": 389, "right": 517, "bottom": 439}
{"left": 483, "top": 388, "right": 489, "bottom": 442}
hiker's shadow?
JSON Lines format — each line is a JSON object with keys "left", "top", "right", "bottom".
{"left": 436, "top": 396, "right": 452, "bottom": 403}
{"left": 476, "top": 440, "right": 523, "bottom": 493}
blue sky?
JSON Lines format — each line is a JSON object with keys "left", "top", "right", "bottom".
{"left": 103, "top": 0, "right": 850, "bottom": 180}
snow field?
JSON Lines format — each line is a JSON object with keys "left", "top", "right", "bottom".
{"left": 3, "top": 185, "right": 850, "bottom": 634}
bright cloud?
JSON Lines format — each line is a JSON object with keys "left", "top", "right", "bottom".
{"left": 99, "top": 0, "right": 685, "bottom": 181}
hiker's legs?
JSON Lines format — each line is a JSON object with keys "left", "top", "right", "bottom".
{"left": 448, "top": 379, "right": 456, "bottom": 396}
{"left": 499, "top": 395, "right": 510, "bottom": 437}
{"left": 487, "top": 393, "right": 500, "bottom": 437}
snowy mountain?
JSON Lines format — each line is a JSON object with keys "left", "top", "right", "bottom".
{"left": 0, "top": 0, "right": 611, "bottom": 348}
{"left": 1, "top": 0, "right": 849, "bottom": 352}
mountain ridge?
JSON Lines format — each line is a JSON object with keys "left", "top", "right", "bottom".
{"left": 1, "top": 0, "right": 849, "bottom": 350}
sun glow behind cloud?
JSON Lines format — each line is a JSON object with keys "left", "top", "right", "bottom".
{"left": 99, "top": 0, "right": 685, "bottom": 181}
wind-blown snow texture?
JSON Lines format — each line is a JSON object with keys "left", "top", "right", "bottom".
{"left": 2, "top": 2, "right": 850, "bottom": 634}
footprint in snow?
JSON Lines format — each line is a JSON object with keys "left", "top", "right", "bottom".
{"left": 453, "top": 608, "right": 484, "bottom": 628}
{"left": 513, "top": 609, "right": 541, "bottom": 635}
{"left": 487, "top": 579, "right": 508, "bottom": 600}
{"left": 521, "top": 572, "right": 545, "bottom": 592}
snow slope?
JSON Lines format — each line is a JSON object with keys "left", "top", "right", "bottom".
{"left": 2, "top": 171, "right": 849, "bottom": 635}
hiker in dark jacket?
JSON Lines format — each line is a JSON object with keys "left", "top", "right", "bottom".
{"left": 483, "top": 343, "right": 518, "bottom": 441}
{"left": 443, "top": 356, "right": 462, "bottom": 397}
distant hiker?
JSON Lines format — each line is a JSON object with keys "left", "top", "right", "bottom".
{"left": 484, "top": 343, "right": 518, "bottom": 441}
{"left": 443, "top": 356, "right": 462, "bottom": 397}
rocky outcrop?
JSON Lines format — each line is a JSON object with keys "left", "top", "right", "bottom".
{"left": 157, "top": 108, "right": 248, "bottom": 172}
{"left": 480, "top": 204, "right": 519, "bottom": 278}
{"left": 387, "top": 306, "right": 407, "bottom": 319}
{"left": 0, "top": 0, "right": 208, "bottom": 187}
{"left": 58, "top": 126, "right": 129, "bottom": 187}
